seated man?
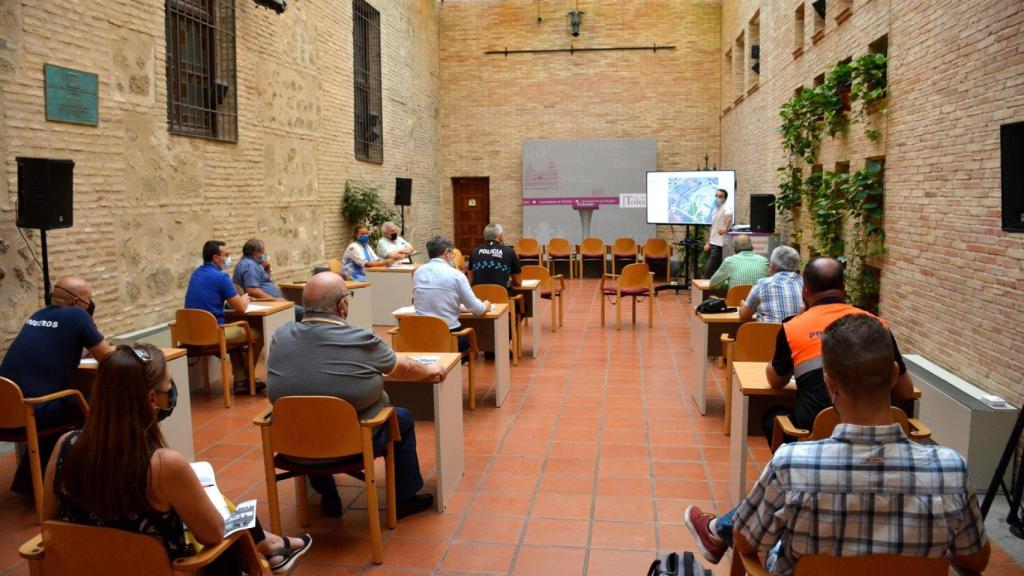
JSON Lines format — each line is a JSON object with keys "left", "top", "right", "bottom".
{"left": 413, "top": 235, "right": 490, "bottom": 351}
{"left": 468, "top": 223, "right": 522, "bottom": 292}
{"left": 376, "top": 221, "right": 415, "bottom": 262}
{"left": 709, "top": 234, "right": 769, "bottom": 290}
{"left": 739, "top": 245, "right": 804, "bottom": 323}
{"left": 343, "top": 225, "right": 394, "bottom": 281}
{"left": 184, "top": 240, "right": 252, "bottom": 388}
{"left": 265, "top": 272, "right": 443, "bottom": 519}
{"left": 762, "top": 257, "right": 914, "bottom": 441}
{"left": 233, "top": 238, "right": 304, "bottom": 321}
{"left": 685, "top": 314, "right": 989, "bottom": 574}
{"left": 0, "top": 276, "right": 114, "bottom": 494}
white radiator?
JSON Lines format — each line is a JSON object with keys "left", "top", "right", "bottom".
{"left": 904, "top": 355, "right": 1018, "bottom": 491}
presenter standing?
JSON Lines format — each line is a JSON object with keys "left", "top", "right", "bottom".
{"left": 703, "top": 188, "right": 733, "bottom": 278}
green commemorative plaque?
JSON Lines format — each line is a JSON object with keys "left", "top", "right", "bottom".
{"left": 44, "top": 64, "right": 99, "bottom": 126}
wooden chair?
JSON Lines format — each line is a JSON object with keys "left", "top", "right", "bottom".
{"left": 725, "top": 284, "right": 753, "bottom": 306}
{"left": 472, "top": 284, "right": 524, "bottom": 366}
{"left": 327, "top": 258, "right": 343, "bottom": 274}
{"left": 545, "top": 237, "right": 575, "bottom": 279}
{"left": 576, "top": 237, "right": 607, "bottom": 277}
{"left": 522, "top": 265, "right": 564, "bottom": 333}
{"left": 19, "top": 520, "right": 269, "bottom": 575}
{"left": 388, "top": 315, "right": 478, "bottom": 409}
{"left": 0, "top": 377, "right": 88, "bottom": 523}
{"left": 169, "top": 309, "right": 255, "bottom": 409}
{"left": 515, "top": 237, "right": 542, "bottom": 266}
{"left": 610, "top": 237, "right": 639, "bottom": 274}
{"left": 771, "top": 406, "right": 932, "bottom": 453}
{"left": 731, "top": 533, "right": 953, "bottom": 576}
{"left": 641, "top": 238, "right": 672, "bottom": 283}
{"left": 254, "top": 397, "right": 398, "bottom": 564}
{"left": 720, "top": 323, "right": 782, "bottom": 434}
{"left": 452, "top": 248, "right": 466, "bottom": 271}
{"left": 600, "top": 263, "right": 654, "bottom": 330}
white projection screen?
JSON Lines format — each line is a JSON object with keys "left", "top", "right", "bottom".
{"left": 522, "top": 139, "right": 657, "bottom": 245}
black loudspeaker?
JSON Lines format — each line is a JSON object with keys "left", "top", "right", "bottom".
{"left": 16, "top": 157, "right": 74, "bottom": 230}
{"left": 750, "top": 194, "right": 776, "bottom": 233}
{"left": 395, "top": 177, "right": 412, "bottom": 206}
{"left": 1002, "top": 120, "right": 1024, "bottom": 232}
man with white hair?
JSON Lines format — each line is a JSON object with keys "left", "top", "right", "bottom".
{"left": 708, "top": 234, "right": 769, "bottom": 290}
{"left": 376, "top": 221, "right": 415, "bottom": 261}
{"left": 468, "top": 223, "right": 522, "bottom": 292}
{"left": 740, "top": 245, "right": 804, "bottom": 322}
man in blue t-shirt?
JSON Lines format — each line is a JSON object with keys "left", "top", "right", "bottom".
{"left": 232, "top": 238, "right": 303, "bottom": 321}
{"left": 184, "top": 240, "right": 253, "bottom": 387}
{"left": 0, "top": 275, "right": 114, "bottom": 494}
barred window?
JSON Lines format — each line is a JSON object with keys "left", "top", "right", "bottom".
{"left": 353, "top": 0, "right": 382, "bottom": 163}
{"left": 165, "top": 0, "right": 237, "bottom": 141}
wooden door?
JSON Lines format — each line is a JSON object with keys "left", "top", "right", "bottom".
{"left": 452, "top": 177, "right": 490, "bottom": 254}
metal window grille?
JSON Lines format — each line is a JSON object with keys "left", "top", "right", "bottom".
{"left": 166, "top": 0, "right": 237, "bottom": 141}
{"left": 353, "top": 0, "right": 382, "bottom": 163}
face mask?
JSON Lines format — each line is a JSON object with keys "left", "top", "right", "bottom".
{"left": 219, "top": 255, "right": 233, "bottom": 269}
{"left": 157, "top": 379, "right": 178, "bottom": 422}
{"left": 358, "top": 235, "right": 370, "bottom": 244}
{"left": 389, "top": 233, "right": 398, "bottom": 241}
{"left": 86, "top": 299, "right": 96, "bottom": 317}
{"left": 258, "top": 254, "right": 267, "bottom": 263}
{"left": 713, "top": 198, "right": 723, "bottom": 208}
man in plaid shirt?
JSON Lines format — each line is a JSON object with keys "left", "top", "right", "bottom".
{"left": 685, "top": 314, "right": 990, "bottom": 574}
{"left": 708, "top": 235, "right": 769, "bottom": 290}
{"left": 739, "top": 245, "right": 804, "bottom": 323}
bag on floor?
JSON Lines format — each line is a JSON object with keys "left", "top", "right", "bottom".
{"left": 647, "top": 551, "right": 712, "bottom": 576}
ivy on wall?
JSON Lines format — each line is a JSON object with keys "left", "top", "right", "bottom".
{"left": 342, "top": 181, "right": 398, "bottom": 244}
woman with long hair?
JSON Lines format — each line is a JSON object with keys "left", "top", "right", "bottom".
{"left": 42, "top": 344, "right": 311, "bottom": 574}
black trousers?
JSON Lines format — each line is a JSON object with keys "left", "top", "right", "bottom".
{"left": 703, "top": 244, "right": 724, "bottom": 278}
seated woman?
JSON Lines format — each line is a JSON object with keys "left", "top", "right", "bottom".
{"left": 42, "top": 344, "right": 312, "bottom": 574}
{"left": 343, "top": 225, "right": 395, "bottom": 280}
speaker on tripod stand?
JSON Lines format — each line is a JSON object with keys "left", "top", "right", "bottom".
{"left": 395, "top": 177, "right": 412, "bottom": 235}
{"left": 16, "top": 157, "right": 75, "bottom": 305}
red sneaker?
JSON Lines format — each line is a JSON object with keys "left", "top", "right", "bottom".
{"left": 684, "top": 505, "right": 728, "bottom": 564}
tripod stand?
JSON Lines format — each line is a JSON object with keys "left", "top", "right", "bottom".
{"left": 981, "top": 406, "right": 1024, "bottom": 537}
{"left": 654, "top": 224, "right": 703, "bottom": 295}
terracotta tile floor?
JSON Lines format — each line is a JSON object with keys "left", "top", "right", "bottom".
{"left": 0, "top": 276, "right": 1021, "bottom": 575}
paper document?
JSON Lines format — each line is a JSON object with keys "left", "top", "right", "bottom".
{"left": 223, "top": 500, "right": 258, "bottom": 537}
{"left": 189, "top": 462, "right": 258, "bottom": 536}
{"left": 521, "top": 279, "right": 540, "bottom": 288}
{"left": 392, "top": 305, "right": 416, "bottom": 316}
{"left": 244, "top": 303, "right": 273, "bottom": 312}
{"left": 412, "top": 355, "right": 439, "bottom": 364}
{"left": 459, "top": 303, "right": 496, "bottom": 313}
{"left": 388, "top": 264, "right": 416, "bottom": 270}
{"left": 79, "top": 358, "right": 98, "bottom": 366}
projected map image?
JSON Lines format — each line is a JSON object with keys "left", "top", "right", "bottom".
{"left": 668, "top": 176, "right": 719, "bottom": 224}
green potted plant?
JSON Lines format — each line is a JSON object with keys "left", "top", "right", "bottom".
{"left": 341, "top": 181, "right": 398, "bottom": 244}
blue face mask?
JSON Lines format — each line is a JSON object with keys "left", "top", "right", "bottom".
{"left": 713, "top": 197, "right": 723, "bottom": 208}
{"left": 358, "top": 235, "right": 370, "bottom": 244}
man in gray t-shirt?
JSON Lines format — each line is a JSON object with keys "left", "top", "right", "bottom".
{"left": 264, "top": 272, "right": 444, "bottom": 519}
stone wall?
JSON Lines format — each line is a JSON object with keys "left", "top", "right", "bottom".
{"left": 0, "top": 0, "right": 441, "bottom": 347}
{"left": 719, "top": 0, "right": 1024, "bottom": 403}
{"left": 438, "top": 0, "right": 722, "bottom": 243}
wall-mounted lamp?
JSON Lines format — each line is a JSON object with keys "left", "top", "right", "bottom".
{"left": 569, "top": 10, "right": 584, "bottom": 37}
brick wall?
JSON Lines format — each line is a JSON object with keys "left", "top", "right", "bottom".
{"left": 0, "top": 0, "right": 441, "bottom": 347}
{"left": 438, "top": 0, "right": 722, "bottom": 243}
{"left": 720, "top": 0, "right": 1024, "bottom": 403}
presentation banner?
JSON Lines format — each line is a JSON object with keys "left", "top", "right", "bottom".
{"left": 522, "top": 139, "right": 657, "bottom": 245}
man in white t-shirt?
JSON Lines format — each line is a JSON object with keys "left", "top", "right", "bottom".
{"left": 703, "top": 188, "right": 733, "bottom": 278}
{"left": 376, "top": 221, "right": 415, "bottom": 261}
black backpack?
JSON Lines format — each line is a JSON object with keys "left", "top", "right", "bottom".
{"left": 647, "top": 552, "right": 712, "bottom": 576}
{"left": 696, "top": 297, "right": 734, "bottom": 314}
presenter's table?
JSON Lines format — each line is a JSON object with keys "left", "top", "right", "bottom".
{"left": 393, "top": 303, "right": 511, "bottom": 408}
{"left": 279, "top": 281, "right": 372, "bottom": 328}
{"left": 512, "top": 279, "right": 542, "bottom": 359}
{"left": 384, "top": 352, "right": 464, "bottom": 512}
{"left": 690, "top": 308, "right": 748, "bottom": 415}
{"left": 367, "top": 265, "right": 419, "bottom": 326}
{"left": 78, "top": 348, "right": 195, "bottom": 460}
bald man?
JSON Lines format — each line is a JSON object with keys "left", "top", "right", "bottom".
{"left": 263, "top": 272, "right": 443, "bottom": 519}
{"left": 0, "top": 276, "right": 114, "bottom": 495}
{"left": 708, "top": 234, "right": 769, "bottom": 290}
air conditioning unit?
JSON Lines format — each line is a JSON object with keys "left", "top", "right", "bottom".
{"left": 904, "top": 354, "right": 1018, "bottom": 491}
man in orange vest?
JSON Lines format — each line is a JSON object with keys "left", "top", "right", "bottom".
{"left": 762, "top": 256, "right": 915, "bottom": 439}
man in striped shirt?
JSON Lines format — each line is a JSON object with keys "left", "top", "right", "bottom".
{"left": 739, "top": 245, "right": 804, "bottom": 323}
{"left": 685, "top": 314, "right": 989, "bottom": 574}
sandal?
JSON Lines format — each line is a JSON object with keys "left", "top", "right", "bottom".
{"left": 266, "top": 533, "right": 312, "bottom": 574}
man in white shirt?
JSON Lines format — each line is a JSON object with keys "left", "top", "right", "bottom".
{"left": 703, "top": 188, "right": 733, "bottom": 278}
{"left": 412, "top": 236, "right": 490, "bottom": 352}
{"left": 377, "top": 222, "right": 415, "bottom": 262}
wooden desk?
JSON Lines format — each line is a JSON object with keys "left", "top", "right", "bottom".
{"left": 690, "top": 278, "right": 727, "bottom": 304}
{"left": 393, "top": 303, "right": 511, "bottom": 408}
{"left": 78, "top": 348, "right": 195, "bottom": 461}
{"left": 225, "top": 300, "right": 295, "bottom": 349}
{"left": 691, "top": 308, "right": 748, "bottom": 414}
{"left": 512, "top": 279, "right": 542, "bottom": 359}
{"left": 367, "top": 265, "right": 419, "bottom": 326}
{"left": 278, "top": 281, "right": 372, "bottom": 328}
{"left": 383, "top": 353, "right": 463, "bottom": 512}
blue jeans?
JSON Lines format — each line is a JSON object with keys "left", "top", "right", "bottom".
{"left": 715, "top": 507, "right": 737, "bottom": 547}
{"left": 308, "top": 406, "right": 424, "bottom": 501}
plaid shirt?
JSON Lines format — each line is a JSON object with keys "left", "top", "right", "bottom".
{"left": 709, "top": 251, "right": 769, "bottom": 290}
{"left": 735, "top": 423, "right": 987, "bottom": 575}
{"left": 743, "top": 271, "right": 804, "bottom": 323}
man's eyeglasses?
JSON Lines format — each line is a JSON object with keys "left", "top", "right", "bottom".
{"left": 343, "top": 292, "right": 355, "bottom": 303}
